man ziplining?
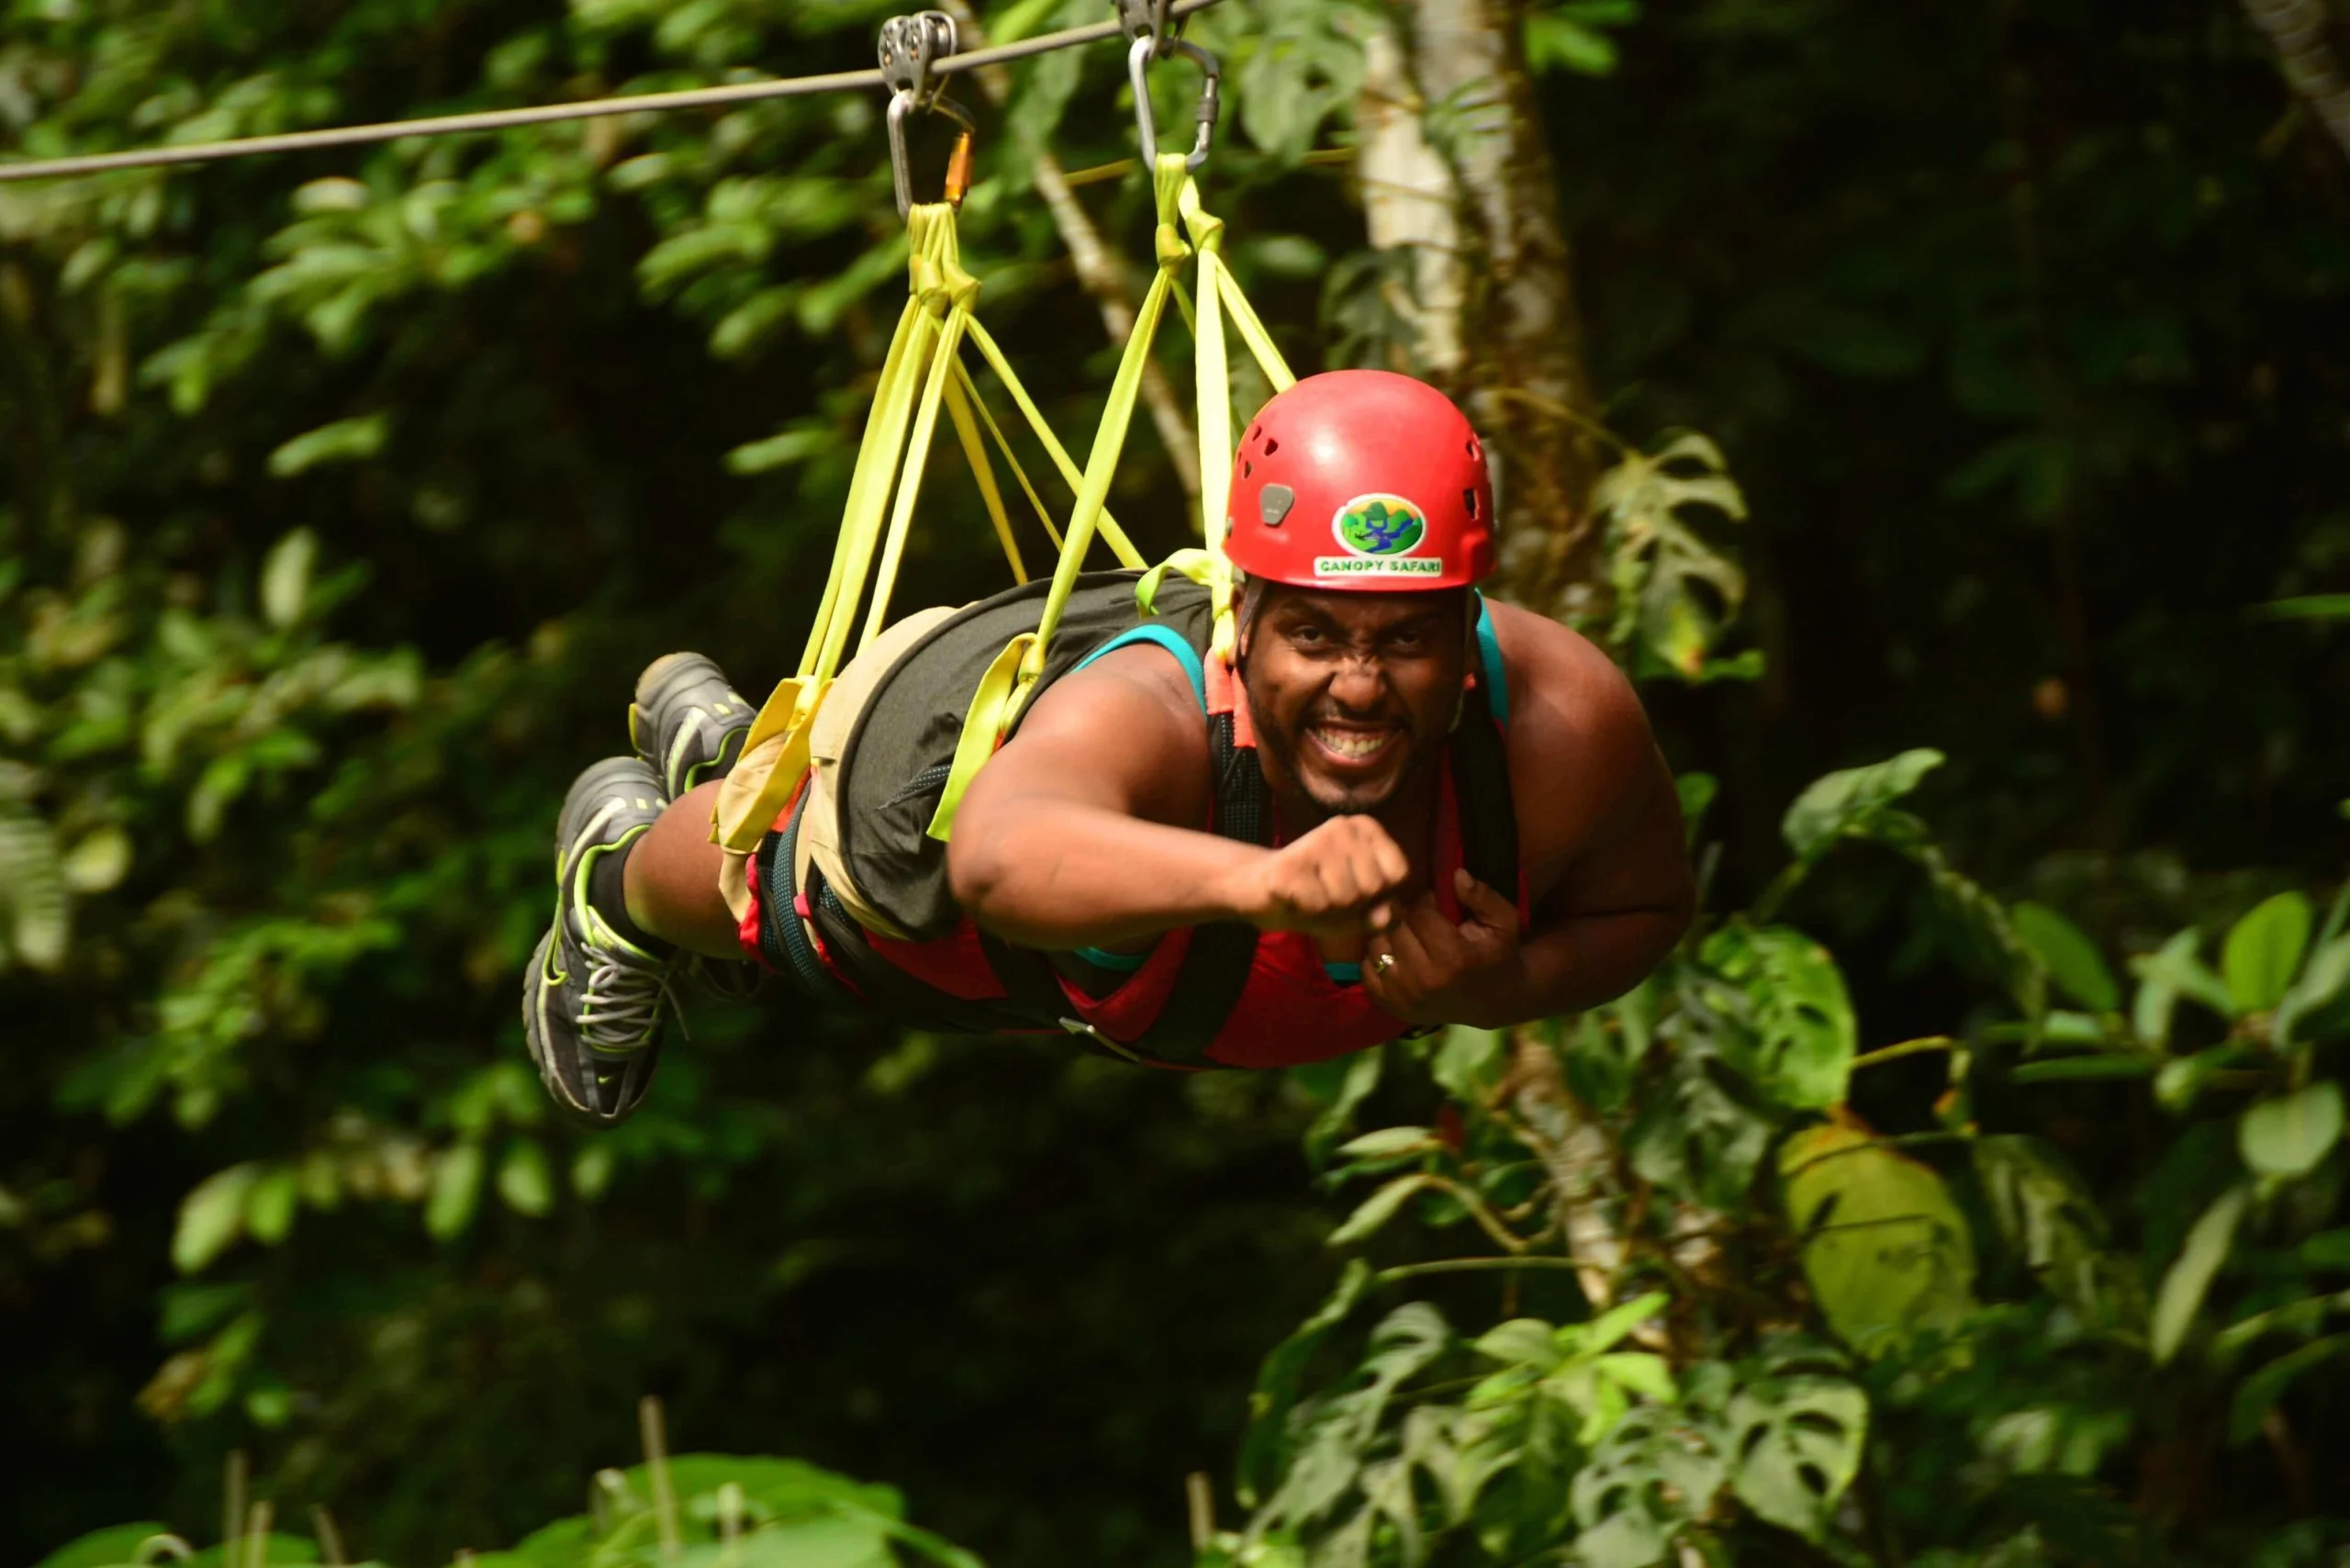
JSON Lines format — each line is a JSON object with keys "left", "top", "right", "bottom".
{"left": 522, "top": 370, "right": 1695, "bottom": 1123}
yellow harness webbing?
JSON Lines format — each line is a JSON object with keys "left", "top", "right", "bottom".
{"left": 711, "top": 202, "right": 1144, "bottom": 867}
{"left": 716, "top": 154, "right": 1299, "bottom": 902}
{"left": 923, "top": 153, "right": 1295, "bottom": 841}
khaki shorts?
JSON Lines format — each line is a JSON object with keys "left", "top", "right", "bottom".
{"left": 716, "top": 604, "right": 957, "bottom": 945}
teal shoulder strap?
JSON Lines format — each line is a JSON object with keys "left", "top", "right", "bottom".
{"left": 1072, "top": 623, "right": 1210, "bottom": 711}
{"left": 1472, "top": 592, "right": 1508, "bottom": 725}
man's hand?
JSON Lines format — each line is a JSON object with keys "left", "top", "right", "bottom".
{"left": 1361, "top": 868, "right": 1524, "bottom": 1027}
{"left": 1226, "top": 815, "right": 1412, "bottom": 942}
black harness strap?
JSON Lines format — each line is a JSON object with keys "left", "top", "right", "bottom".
{"left": 1112, "top": 709, "right": 1276, "bottom": 1068}
{"left": 1447, "top": 680, "right": 1519, "bottom": 896}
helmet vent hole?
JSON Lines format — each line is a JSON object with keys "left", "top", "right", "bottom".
{"left": 1262, "top": 437, "right": 1280, "bottom": 456}
{"left": 1466, "top": 438, "right": 1480, "bottom": 458}
{"left": 1464, "top": 487, "right": 1478, "bottom": 518}
{"left": 1243, "top": 460, "right": 1253, "bottom": 477}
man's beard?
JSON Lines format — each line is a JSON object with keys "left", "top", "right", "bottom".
{"left": 1242, "top": 668, "right": 1448, "bottom": 817}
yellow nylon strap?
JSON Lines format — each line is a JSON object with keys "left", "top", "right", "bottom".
{"left": 795, "top": 291, "right": 927, "bottom": 679}
{"left": 862, "top": 301, "right": 973, "bottom": 647}
{"left": 923, "top": 632, "right": 1034, "bottom": 841}
{"left": 951, "top": 359, "right": 1062, "bottom": 553}
{"left": 1024, "top": 153, "right": 1195, "bottom": 682}
{"left": 941, "top": 371, "right": 1028, "bottom": 583}
{"left": 1175, "top": 173, "right": 1299, "bottom": 663}
{"left": 1136, "top": 547, "right": 1214, "bottom": 614}
{"left": 716, "top": 207, "right": 962, "bottom": 855}
{"left": 961, "top": 318, "right": 1145, "bottom": 568}
{"left": 925, "top": 161, "right": 1309, "bottom": 844}
{"left": 923, "top": 158, "right": 1194, "bottom": 843}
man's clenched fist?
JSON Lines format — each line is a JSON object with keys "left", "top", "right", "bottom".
{"left": 1227, "top": 815, "right": 1411, "bottom": 942}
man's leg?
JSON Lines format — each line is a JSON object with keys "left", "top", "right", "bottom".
{"left": 620, "top": 780, "right": 744, "bottom": 960}
{"left": 523, "top": 653, "right": 756, "bottom": 1126}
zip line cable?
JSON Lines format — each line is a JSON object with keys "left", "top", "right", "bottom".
{"left": 0, "top": 0, "right": 1222, "bottom": 184}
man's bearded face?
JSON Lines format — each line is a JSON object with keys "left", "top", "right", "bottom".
{"left": 1239, "top": 584, "right": 1471, "bottom": 817}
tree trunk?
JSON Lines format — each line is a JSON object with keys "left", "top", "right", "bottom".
{"left": 2240, "top": 0, "right": 2350, "bottom": 163}
{"left": 1357, "top": 0, "right": 1609, "bottom": 618}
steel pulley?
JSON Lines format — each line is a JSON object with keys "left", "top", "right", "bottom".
{"left": 879, "top": 11, "right": 977, "bottom": 215}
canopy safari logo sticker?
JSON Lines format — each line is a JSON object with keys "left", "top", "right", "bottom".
{"left": 1317, "top": 494, "right": 1443, "bottom": 577}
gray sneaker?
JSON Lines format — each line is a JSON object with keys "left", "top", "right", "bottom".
{"left": 629, "top": 653, "right": 753, "bottom": 800}
{"left": 629, "top": 652, "right": 765, "bottom": 1001}
{"left": 523, "top": 756, "right": 678, "bottom": 1126}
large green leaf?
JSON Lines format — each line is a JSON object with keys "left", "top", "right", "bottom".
{"left": 1700, "top": 924, "right": 1858, "bottom": 1109}
{"left": 497, "top": 1137, "right": 556, "bottom": 1217}
{"left": 30, "top": 1524, "right": 177, "bottom": 1568}
{"left": 174, "top": 1534, "right": 321, "bottom": 1567}
{"left": 1257, "top": 1303, "right": 1451, "bottom": 1532}
{"left": 2223, "top": 892, "right": 2313, "bottom": 1013}
{"left": 2238, "top": 1083, "right": 2344, "bottom": 1180}
{"left": 2012, "top": 902, "right": 2119, "bottom": 1013}
{"left": 1570, "top": 1404, "right": 1729, "bottom": 1568}
{"left": 1780, "top": 750, "right": 1944, "bottom": 862}
{"left": 1779, "top": 1123, "right": 1976, "bottom": 1355}
{"left": 1628, "top": 1015, "right": 1774, "bottom": 1210}
{"left": 2150, "top": 1183, "right": 2250, "bottom": 1364}
{"left": 1593, "top": 431, "right": 1751, "bottom": 679}
{"left": 243, "top": 1165, "right": 299, "bottom": 1246}
{"left": 1723, "top": 1342, "right": 1868, "bottom": 1541}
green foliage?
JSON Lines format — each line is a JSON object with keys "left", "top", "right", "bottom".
{"left": 36, "top": 1452, "right": 979, "bottom": 1568}
{"left": 1227, "top": 753, "right": 2350, "bottom": 1566}
{"left": 8, "top": 1, "right": 2349, "bottom": 1567}
{"left": 1589, "top": 431, "right": 1752, "bottom": 683}
{"left": 1781, "top": 1122, "right": 1977, "bottom": 1355}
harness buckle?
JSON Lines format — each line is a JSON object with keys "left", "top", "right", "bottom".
{"left": 879, "top": 12, "right": 978, "bottom": 216}
{"left": 1060, "top": 1015, "right": 1144, "bottom": 1063}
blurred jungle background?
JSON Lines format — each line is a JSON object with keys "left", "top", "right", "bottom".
{"left": 6, "top": 0, "right": 2350, "bottom": 1564}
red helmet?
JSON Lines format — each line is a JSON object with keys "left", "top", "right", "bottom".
{"left": 1224, "top": 370, "right": 1495, "bottom": 592}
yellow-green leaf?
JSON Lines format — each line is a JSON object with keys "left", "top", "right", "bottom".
{"left": 2151, "top": 1184, "right": 2249, "bottom": 1364}
{"left": 1779, "top": 1123, "right": 1976, "bottom": 1355}
{"left": 2240, "top": 1084, "right": 2344, "bottom": 1181}
{"left": 2224, "top": 892, "right": 2312, "bottom": 1013}
{"left": 173, "top": 1164, "right": 260, "bottom": 1273}
{"left": 1327, "top": 1174, "right": 1437, "bottom": 1249}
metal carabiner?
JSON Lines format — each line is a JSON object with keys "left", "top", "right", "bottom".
{"left": 1124, "top": 32, "right": 1220, "bottom": 173}
{"left": 879, "top": 11, "right": 977, "bottom": 216}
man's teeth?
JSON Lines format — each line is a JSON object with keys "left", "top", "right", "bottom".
{"left": 1312, "top": 727, "right": 1393, "bottom": 759}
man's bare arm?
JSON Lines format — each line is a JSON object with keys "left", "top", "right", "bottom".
{"left": 946, "top": 651, "right": 1411, "bottom": 950}
{"left": 1364, "top": 609, "right": 1694, "bottom": 1027}
{"left": 1494, "top": 617, "right": 1695, "bottom": 1020}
